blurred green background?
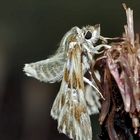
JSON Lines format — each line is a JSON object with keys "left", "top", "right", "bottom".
{"left": 0, "top": 0, "right": 140, "bottom": 140}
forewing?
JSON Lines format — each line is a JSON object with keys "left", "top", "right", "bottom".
{"left": 51, "top": 44, "right": 92, "bottom": 140}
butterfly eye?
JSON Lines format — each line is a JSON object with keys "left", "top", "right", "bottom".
{"left": 85, "top": 31, "right": 92, "bottom": 39}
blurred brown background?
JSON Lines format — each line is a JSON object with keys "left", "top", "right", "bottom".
{"left": 0, "top": 0, "right": 140, "bottom": 140}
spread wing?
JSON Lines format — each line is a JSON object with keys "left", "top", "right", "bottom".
{"left": 51, "top": 44, "right": 92, "bottom": 140}
{"left": 24, "top": 53, "right": 66, "bottom": 83}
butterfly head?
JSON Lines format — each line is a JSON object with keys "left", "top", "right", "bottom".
{"left": 82, "top": 24, "right": 100, "bottom": 45}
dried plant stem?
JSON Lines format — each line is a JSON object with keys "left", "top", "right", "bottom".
{"left": 96, "top": 4, "right": 140, "bottom": 140}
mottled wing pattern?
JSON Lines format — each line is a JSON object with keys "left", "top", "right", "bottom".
{"left": 51, "top": 44, "right": 92, "bottom": 140}
{"left": 24, "top": 53, "right": 66, "bottom": 83}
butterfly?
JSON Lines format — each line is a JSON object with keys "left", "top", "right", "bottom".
{"left": 23, "top": 24, "right": 111, "bottom": 140}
